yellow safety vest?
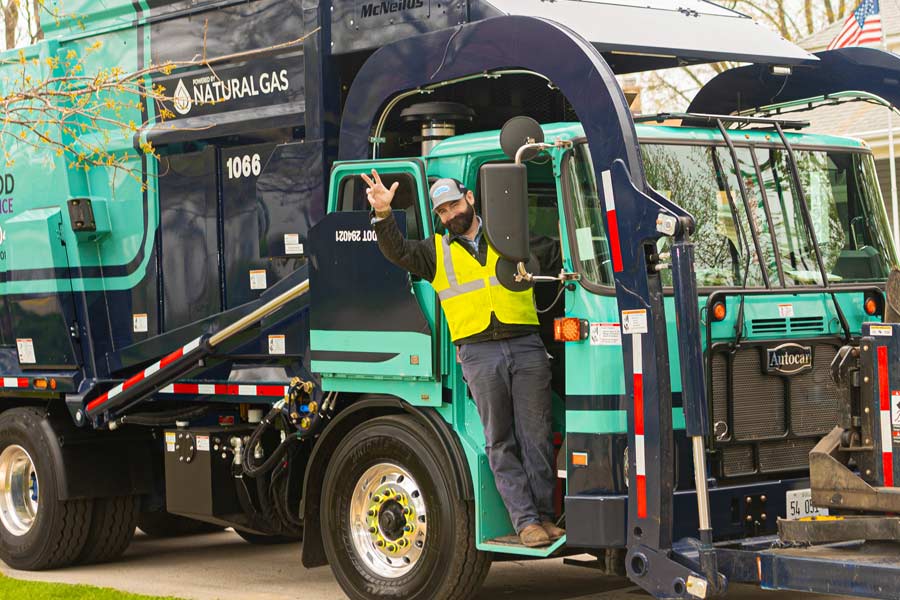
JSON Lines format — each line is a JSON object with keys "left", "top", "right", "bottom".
{"left": 432, "top": 233, "right": 539, "bottom": 342}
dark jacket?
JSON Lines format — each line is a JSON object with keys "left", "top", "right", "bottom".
{"left": 372, "top": 212, "right": 562, "bottom": 346}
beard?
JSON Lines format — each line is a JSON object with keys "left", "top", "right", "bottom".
{"left": 446, "top": 202, "right": 475, "bottom": 236}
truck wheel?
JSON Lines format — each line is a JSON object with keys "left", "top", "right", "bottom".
{"left": 0, "top": 407, "right": 93, "bottom": 570}
{"left": 321, "top": 415, "right": 491, "bottom": 600}
{"left": 77, "top": 495, "right": 138, "bottom": 564}
{"left": 234, "top": 529, "right": 301, "bottom": 545}
{"left": 137, "top": 512, "right": 223, "bottom": 537}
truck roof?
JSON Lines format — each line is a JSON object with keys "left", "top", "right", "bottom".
{"left": 427, "top": 121, "right": 867, "bottom": 159}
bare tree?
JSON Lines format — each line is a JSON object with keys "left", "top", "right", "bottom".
{"left": 636, "top": 1, "right": 846, "bottom": 113}
{"left": 0, "top": 23, "right": 317, "bottom": 184}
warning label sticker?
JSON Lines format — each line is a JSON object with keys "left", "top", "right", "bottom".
{"left": 16, "top": 339, "right": 35, "bottom": 364}
{"left": 621, "top": 310, "right": 648, "bottom": 335}
{"left": 165, "top": 432, "right": 176, "bottom": 453}
{"left": 196, "top": 435, "right": 210, "bottom": 452}
{"left": 250, "top": 269, "right": 267, "bottom": 290}
{"left": 133, "top": 313, "right": 148, "bottom": 333}
{"left": 284, "top": 233, "right": 304, "bottom": 255}
{"left": 268, "top": 334, "right": 286, "bottom": 355}
{"left": 778, "top": 304, "right": 795, "bottom": 318}
{"left": 590, "top": 323, "right": 621, "bottom": 346}
{"left": 870, "top": 325, "right": 894, "bottom": 337}
{"left": 892, "top": 393, "right": 900, "bottom": 441}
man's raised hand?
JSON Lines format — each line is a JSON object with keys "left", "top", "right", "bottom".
{"left": 361, "top": 169, "right": 399, "bottom": 216}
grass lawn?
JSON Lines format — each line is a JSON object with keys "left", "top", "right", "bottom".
{"left": 0, "top": 574, "right": 184, "bottom": 599}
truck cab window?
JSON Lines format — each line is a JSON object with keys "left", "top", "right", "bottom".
{"left": 339, "top": 172, "right": 422, "bottom": 240}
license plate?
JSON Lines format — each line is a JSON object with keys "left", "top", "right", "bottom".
{"left": 785, "top": 488, "right": 828, "bottom": 520}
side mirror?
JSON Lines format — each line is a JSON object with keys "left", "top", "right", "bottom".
{"left": 500, "top": 116, "right": 545, "bottom": 162}
{"left": 480, "top": 163, "right": 529, "bottom": 263}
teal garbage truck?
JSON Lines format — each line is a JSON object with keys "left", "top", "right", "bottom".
{"left": 3, "top": 1, "right": 900, "bottom": 598}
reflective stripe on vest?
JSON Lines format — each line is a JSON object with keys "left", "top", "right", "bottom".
{"left": 432, "top": 234, "right": 538, "bottom": 342}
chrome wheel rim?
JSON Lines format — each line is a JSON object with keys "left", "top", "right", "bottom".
{"left": 349, "top": 462, "right": 427, "bottom": 579}
{"left": 0, "top": 445, "right": 39, "bottom": 536}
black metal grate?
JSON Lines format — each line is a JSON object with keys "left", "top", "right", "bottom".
{"left": 710, "top": 342, "right": 844, "bottom": 479}
{"left": 731, "top": 350, "right": 784, "bottom": 440}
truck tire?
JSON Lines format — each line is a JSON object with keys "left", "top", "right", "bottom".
{"left": 321, "top": 415, "right": 491, "bottom": 600}
{"left": 76, "top": 495, "right": 138, "bottom": 564}
{"left": 137, "top": 511, "right": 223, "bottom": 537}
{"left": 234, "top": 529, "right": 301, "bottom": 545}
{"left": 0, "top": 407, "right": 93, "bottom": 570}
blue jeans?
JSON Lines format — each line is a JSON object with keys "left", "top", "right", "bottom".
{"left": 459, "top": 333, "right": 555, "bottom": 533}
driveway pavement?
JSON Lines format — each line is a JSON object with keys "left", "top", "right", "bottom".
{"left": 0, "top": 529, "right": 850, "bottom": 600}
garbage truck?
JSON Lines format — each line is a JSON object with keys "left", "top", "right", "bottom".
{"left": 3, "top": 0, "right": 900, "bottom": 598}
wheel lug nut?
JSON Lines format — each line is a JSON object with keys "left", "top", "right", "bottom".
{"left": 373, "top": 495, "right": 381, "bottom": 502}
{"left": 376, "top": 540, "right": 384, "bottom": 547}
{"left": 403, "top": 507, "right": 412, "bottom": 515}
{"left": 367, "top": 510, "right": 375, "bottom": 516}
{"left": 369, "top": 527, "right": 377, "bottom": 533}
{"left": 404, "top": 525, "right": 413, "bottom": 532}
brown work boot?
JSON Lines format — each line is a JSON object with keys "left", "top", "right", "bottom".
{"left": 519, "top": 523, "right": 551, "bottom": 547}
{"left": 542, "top": 521, "right": 565, "bottom": 540}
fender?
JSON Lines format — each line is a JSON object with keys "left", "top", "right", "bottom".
{"left": 300, "top": 395, "right": 473, "bottom": 568}
{"left": 40, "top": 403, "right": 155, "bottom": 501}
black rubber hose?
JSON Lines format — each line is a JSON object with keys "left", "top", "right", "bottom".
{"left": 243, "top": 408, "right": 300, "bottom": 477}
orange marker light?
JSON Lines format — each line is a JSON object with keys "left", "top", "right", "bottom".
{"left": 712, "top": 302, "right": 727, "bottom": 322}
{"left": 554, "top": 318, "right": 588, "bottom": 342}
{"left": 865, "top": 297, "right": 878, "bottom": 316}
{"left": 571, "top": 452, "right": 589, "bottom": 466}
{"left": 33, "top": 378, "right": 47, "bottom": 390}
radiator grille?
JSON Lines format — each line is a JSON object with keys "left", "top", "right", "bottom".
{"left": 710, "top": 341, "right": 843, "bottom": 478}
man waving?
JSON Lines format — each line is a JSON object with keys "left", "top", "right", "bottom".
{"left": 363, "top": 169, "right": 564, "bottom": 548}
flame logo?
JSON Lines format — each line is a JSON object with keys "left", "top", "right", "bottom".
{"left": 173, "top": 79, "right": 192, "bottom": 115}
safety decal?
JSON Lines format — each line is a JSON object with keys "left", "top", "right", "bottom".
{"left": 165, "top": 432, "right": 176, "bottom": 452}
{"left": 893, "top": 391, "right": 900, "bottom": 441}
{"left": 778, "top": 303, "right": 794, "bottom": 318}
{"left": 590, "top": 323, "right": 621, "bottom": 346}
{"left": 250, "top": 269, "right": 268, "bottom": 290}
{"left": 133, "top": 313, "right": 148, "bottom": 333}
{"left": 621, "top": 309, "right": 648, "bottom": 335}
{"left": 196, "top": 435, "right": 210, "bottom": 452}
{"left": 15, "top": 339, "right": 35, "bottom": 364}
{"left": 870, "top": 325, "right": 894, "bottom": 337}
{"left": 268, "top": 334, "right": 286, "bottom": 355}
{"left": 284, "top": 233, "right": 304, "bottom": 255}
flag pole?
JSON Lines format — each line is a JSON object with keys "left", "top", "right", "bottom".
{"left": 882, "top": 23, "right": 899, "bottom": 246}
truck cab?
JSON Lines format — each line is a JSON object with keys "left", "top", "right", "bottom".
{"left": 313, "top": 118, "right": 896, "bottom": 552}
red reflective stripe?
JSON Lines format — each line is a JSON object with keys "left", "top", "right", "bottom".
{"left": 607, "top": 209, "right": 624, "bottom": 272}
{"left": 172, "top": 383, "right": 196, "bottom": 394}
{"left": 226, "top": 384, "right": 240, "bottom": 396}
{"left": 257, "top": 385, "right": 286, "bottom": 397}
{"left": 86, "top": 394, "right": 107, "bottom": 412}
{"left": 159, "top": 347, "right": 185, "bottom": 369}
{"left": 16, "top": 378, "right": 28, "bottom": 388}
{"left": 634, "top": 374, "right": 644, "bottom": 435}
{"left": 636, "top": 475, "right": 647, "bottom": 519}
{"left": 879, "top": 346, "right": 890, "bottom": 410}
{"left": 120, "top": 371, "right": 146, "bottom": 392}
{"left": 884, "top": 453, "right": 894, "bottom": 488}
{"left": 215, "top": 384, "right": 228, "bottom": 395}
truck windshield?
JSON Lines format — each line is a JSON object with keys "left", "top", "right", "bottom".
{"left": 564, "top": 141, "right": 897, "bottom": 288}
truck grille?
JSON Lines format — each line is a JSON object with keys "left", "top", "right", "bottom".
{"left": 710, "top": 342, "right": 843, "bottom": 478}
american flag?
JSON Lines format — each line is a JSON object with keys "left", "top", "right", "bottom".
{"left": 827, "top": 0, "right": 883, "bottom": 50}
